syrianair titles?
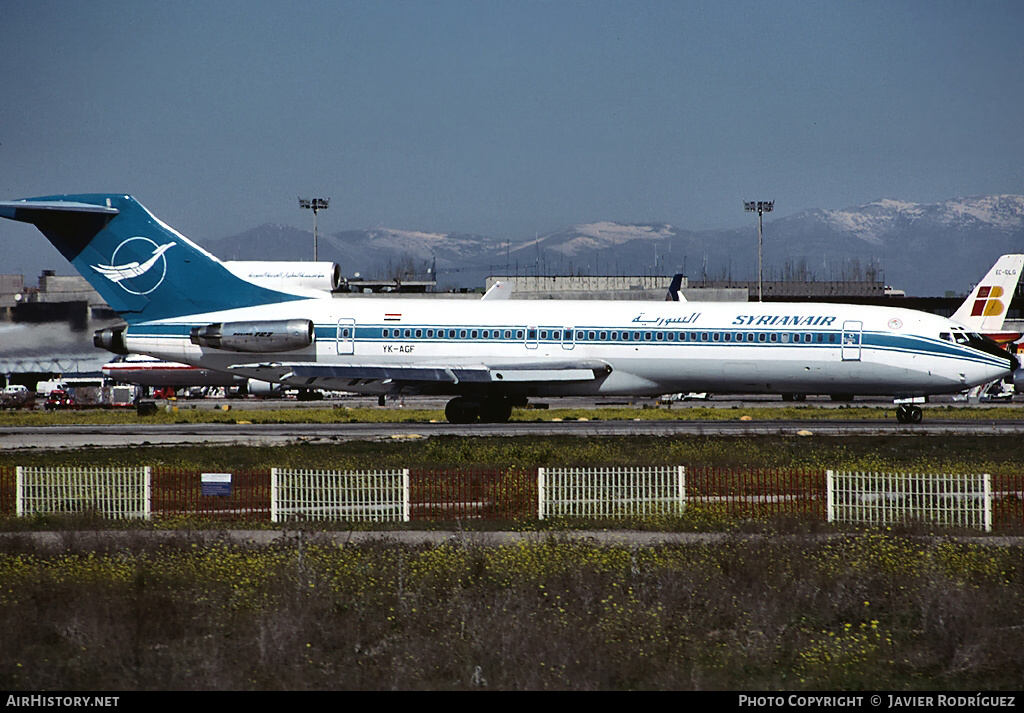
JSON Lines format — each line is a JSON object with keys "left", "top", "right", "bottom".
{"left": 1, "top": 194, "right": 1019, "bottom": 424}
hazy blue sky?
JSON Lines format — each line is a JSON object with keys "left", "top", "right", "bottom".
{"left": 2, "top": 0, "right": 1022, "bottom": 277}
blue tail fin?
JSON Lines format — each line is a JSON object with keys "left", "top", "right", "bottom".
{"left": 0, "top": 194, "right": 303, "bottom": 323}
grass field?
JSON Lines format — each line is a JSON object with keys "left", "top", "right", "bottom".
{"left": 1, "top": 532, "right": 1021, "bottom": 690}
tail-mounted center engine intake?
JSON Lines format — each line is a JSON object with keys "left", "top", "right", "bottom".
{"left": 190, "top": 319, "right": 315, "bottom": 353}
{"left": 93, "top": 326, "right": 129, "bottom": 355}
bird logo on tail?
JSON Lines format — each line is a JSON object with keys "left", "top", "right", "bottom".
{"left": 91, "top": 238, "right": 176, "bottom": 295}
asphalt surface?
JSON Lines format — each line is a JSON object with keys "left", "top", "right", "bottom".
{"left": 2, "top": 394, "right": 1022, "bottom": 449}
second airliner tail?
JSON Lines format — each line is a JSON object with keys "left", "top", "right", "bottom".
{"left": 951, "top": 254, "right": 1024, "bottom": 334}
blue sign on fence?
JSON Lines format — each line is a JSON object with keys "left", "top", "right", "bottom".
{"left": 201, "top": 472, "right": 232, "bottom": 497}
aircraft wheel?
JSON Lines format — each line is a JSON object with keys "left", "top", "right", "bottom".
{"left": 479, "top": 397, "right": 513, "bottom": 423}
{"left": 896, "top": 405, "right": 923, "bottom": 424}
{"left": 445, "top": 397, "right": 480, "bottom": 424}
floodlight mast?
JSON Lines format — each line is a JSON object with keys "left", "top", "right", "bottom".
{"left": 744, "top": 200, "right": 774, "bottom": 302}
{"left": 299, "top": 197, "right": 330, "bottom": 261}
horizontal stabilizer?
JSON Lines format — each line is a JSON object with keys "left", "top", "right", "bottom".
{"left": 0, "top": 199, "right": 120, "bottom": 218}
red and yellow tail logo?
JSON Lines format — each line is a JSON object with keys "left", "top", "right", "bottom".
{"left": 970, "top": 286, "right": 1006, "bottom": 317}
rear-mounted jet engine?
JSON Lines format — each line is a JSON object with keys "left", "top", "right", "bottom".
{"left": 190, "top": 319, "right": 314, "bottom": 353}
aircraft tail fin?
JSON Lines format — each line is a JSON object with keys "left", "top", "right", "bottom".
{"left": 665, "top": 274, "right": 687, "bottom": 302}
{"left": 481, "top": 280, "right": 513, "bottom": 300}
{"left": 951, "top": 254, "right": 1024, "bottom": 333}
{"left": 0, "top": 194, "right": 305, "bottom": 323}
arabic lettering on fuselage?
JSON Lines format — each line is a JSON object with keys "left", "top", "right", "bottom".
{"left": 631, "top": 312, "right": 701, "bottom": 326}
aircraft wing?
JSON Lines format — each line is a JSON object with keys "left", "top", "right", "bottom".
{"left": 229, "top": 359, "right": 611, "bottom": 389}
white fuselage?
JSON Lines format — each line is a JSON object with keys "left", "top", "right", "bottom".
{"left": 118, "top": 296, "right": 1013, "bottom": 400}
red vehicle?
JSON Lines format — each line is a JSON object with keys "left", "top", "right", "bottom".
{"left": 43, "top": 389, "right": 75, "bottom": 411}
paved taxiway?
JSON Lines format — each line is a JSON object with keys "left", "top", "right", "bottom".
{"left": 2, "top": 394, "right": 1023, "bottom": 450}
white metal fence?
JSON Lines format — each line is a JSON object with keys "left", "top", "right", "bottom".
{"left": 270, "top": 468, "right": 410, "bottom": 523}
{"left": 15, "top": 466, "right": 151, "bottom": 520}
{"left": 537, "top": 466, "right": 686, "bottom": 520}
{"left": 6, "top": 465, "right": 1002, "bottom": 532}
{"left": 826, "top": 470, "right": 992, "bottom": 531}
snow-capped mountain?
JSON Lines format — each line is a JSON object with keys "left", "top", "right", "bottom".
{"left": 206, "top": 195, "right": 1024, "bottom": 296}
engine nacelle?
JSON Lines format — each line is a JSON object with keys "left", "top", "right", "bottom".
{"left": 93, "top": 326, "right": 128, "bottom": 355}
{"left": 190, "top": 319, "right": 315, "bottom": 353}
{"left": 222, "top": 261, "right": 341, "bottom": 293}
{"left": 246, "top": 379, "right": 284, "bottom": 397}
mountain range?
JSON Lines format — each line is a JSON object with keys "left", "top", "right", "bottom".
{"left": 207, "top": 195, "right": 1024, "bottom": 297}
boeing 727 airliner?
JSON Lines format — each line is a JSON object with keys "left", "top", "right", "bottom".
{"left": 1, "top": 194, "right": 1018, "bottom": 424}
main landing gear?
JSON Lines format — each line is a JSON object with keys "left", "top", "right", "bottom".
{"left": 445, "top": 396, "right": 514, "bottom": 424}
{"left": 895, "top": 404, "right": 923, "bottom": 424}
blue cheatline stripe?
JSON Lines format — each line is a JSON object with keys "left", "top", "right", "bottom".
{"left": 129, "top": 321, "right": 1008, "bottom": 369}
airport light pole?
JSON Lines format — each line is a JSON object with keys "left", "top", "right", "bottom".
{"left": 299, "top": 197, "right": 330, "bottom": 261}
{"left": 744, "top": 200, "right": 773, "bottom": 302}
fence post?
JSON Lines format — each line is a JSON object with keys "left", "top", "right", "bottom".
{"left": 270, "top": 467, "right": 279, "bottom": 523}
{"left": 984, "top": 473, "right": 992, "bottom": 533}
{"left": 403, "top": 469, "right": 410, "bottom": 523}
{"left": 677, "top": 465, "right": 686, "bottom": 514}
{"left": 15, "top": 466, "right": 23, "bottom": 518}
{"left": 537, "top": 467, "right": 546, "bottom": 521}
{"left": 144, "top": 466, "right": 152, "bottom": 520}
{"left": 825, "top": 469, "right": 834, "bottom": 524}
